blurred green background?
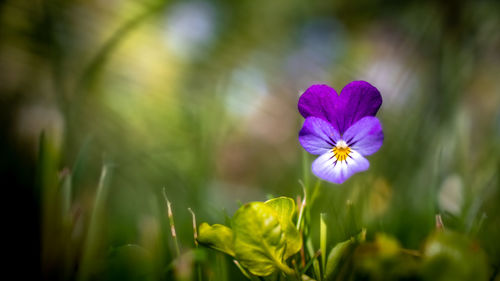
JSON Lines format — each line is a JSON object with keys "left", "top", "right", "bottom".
{"left": 1, "top": 0, "right": 499, "bottom": 280}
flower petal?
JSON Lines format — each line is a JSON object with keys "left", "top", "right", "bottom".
{"left": 299, "top": 117, "right": 340, "bottom": 155}
{"left": 343, "top": 116, "right": 383, "bottom": 156}
{"left": 298, "top": 84, "right": 339, "bottom": 123}
{"left": 335, "top": 81, "right": 382, "bottom": 133}
{"left": 312, "top": 149, "right": 369, "bottom": 184}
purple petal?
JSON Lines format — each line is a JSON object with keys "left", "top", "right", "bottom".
{"left": 312, "top": 150, "right": 369, "bottom": 184}
{"left": 335, "top": 81, "right": 382, "bottom": 133}
{"left": 298, "top": 84, "right": 339, "bottom": 122}
{"left": 343, "top": 116, "right": 383, "bottom": 156}
{"left": 299, "top": 117, "right": 340, "bottom": 155}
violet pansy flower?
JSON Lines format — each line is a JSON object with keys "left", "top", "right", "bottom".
{"left": 298, "top": 81, "right": 384, "bottom": 184}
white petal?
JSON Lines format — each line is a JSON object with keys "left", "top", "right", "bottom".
{"left": 312, "top": 149, "right": 369, "bottom": 184}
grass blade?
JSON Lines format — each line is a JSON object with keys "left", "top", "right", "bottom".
{"left": 77, "top": 163, "right": 112, "bottom": 281}
{"left": 163, "top": 188, "right": 181, "bottom": 257}
{"left": 320, "top": 213, "right": 327, "bottom": 279}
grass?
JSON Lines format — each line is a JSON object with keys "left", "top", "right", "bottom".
{"left": 2, "top": 0, "right": 500, "bottom": 280}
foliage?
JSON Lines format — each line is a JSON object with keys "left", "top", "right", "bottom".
{"left": 199, "top": 197, "right": 301, "bottom": 276}
{"left": 2, "top": 0, "right": 500, "bottom": 280}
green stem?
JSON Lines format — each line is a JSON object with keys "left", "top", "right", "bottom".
{"left": 301, "top": 250, "right": 321, "bottom": 276}
{"left": 400, "top": 248, "right": 421, "bottom": 257}
{"left": 310, "top": 180, "right": 322, "bottom": 207}
{"left": 269, "top": 253, "right": 295, "bottom": 276}
{"left": 276, "top": 263, "right": 296, "bottom": 276}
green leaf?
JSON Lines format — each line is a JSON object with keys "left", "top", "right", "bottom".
{"left": 197, "top": 223, "right": 235, "bottom": 257}
{"left": 264, "top": 197, "right": 302, "bottom": 259}
{"left": 324, "top": 238, "right": 354, "bottom": 279}
{"left": 232, "top": 202, "right": 294, "bottom": 276}
{"left": 264, "top": 197, "right": 295, "bottom": 223}
{"left": 325, "top": 228, "right": 366, "bottom": 279}
{"left": 306, "top": 237, "right": 321, "bottom": 280}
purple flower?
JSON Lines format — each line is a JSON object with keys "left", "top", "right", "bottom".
{"left": 298, "top": 81, "right": 384, "bottom": 184}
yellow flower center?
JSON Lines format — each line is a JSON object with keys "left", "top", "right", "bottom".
{"left": 332, "top": 140, "right": 351, "bottom": 162}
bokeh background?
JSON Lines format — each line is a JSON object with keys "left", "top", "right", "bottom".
{"left": 2, "top": 0, "right": 500, "bottom": 280}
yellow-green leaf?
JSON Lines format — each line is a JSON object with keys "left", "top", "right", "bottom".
{"left": 265, "top": 197, "right": 302, "bottom": 259}
{"left": 197, "top": 223, "right": 235, "bottom": 257}
{"left": 232, "top": 202, "right": 294, "bottom": 276}
{"left": 264, "top": 197, "right": 295, "bottom": 223}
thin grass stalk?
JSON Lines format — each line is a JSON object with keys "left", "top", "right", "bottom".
{"left": 77, "top": 164, "right": 112, "bottom": 281}
{"left": 163, "top": 188, "right": 181, "bottom": 257}
{"left": 320, "top": 213, "right": 327, "bottom": 280}
{"left": 215, "top": 253, "right": 229, "bottom": 281}
{"left": 60, "top": 169, "right": 72, "bottom": 219}
{"left": 188, "top": 208, "right": 202, "bottom": 281}
{"left": 39, "top": 133, "right": 61, "bottom": 278}
{"left": 301, "top": 250, "right": 321, "bottom": 276}
{"left": 233, "top": 260, "right": 252, "bottom": 280}
{"left": 59, "top": 170, "right": 74, "bottom": 280}
{"left": 306, "top": 238, "right": 321, "bottom": 280}
{"left": 435, "top": 214, "right": 444, "bottom": 231}
{"left": 302, "top": 150, "right": 310, "bottom": 188}
{"left": 297, "top": 181, "right": 307, "bottom": 231}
